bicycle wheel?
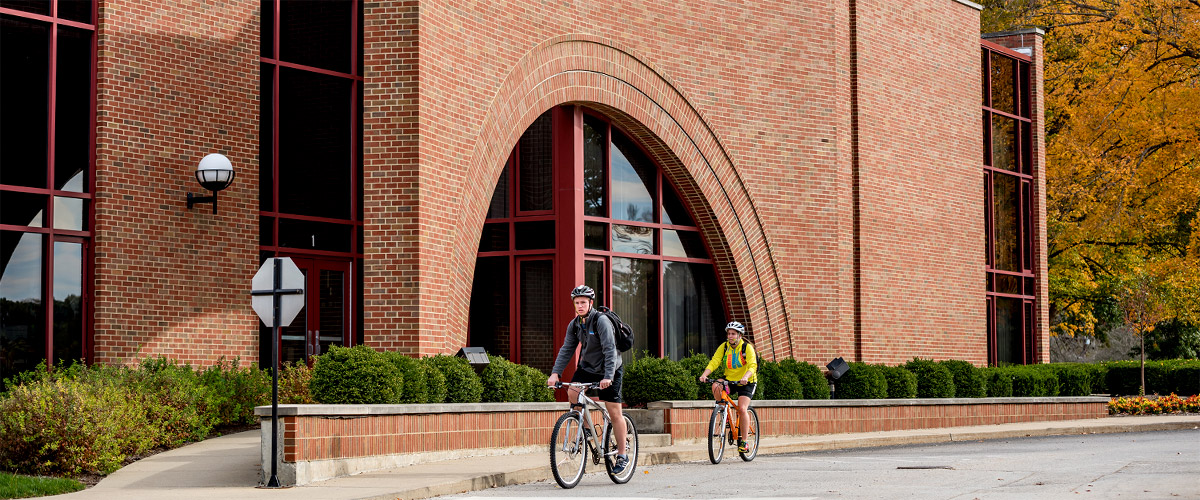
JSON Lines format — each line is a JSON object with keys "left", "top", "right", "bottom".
{"left": 707, "top": 405, "right": 727, "bottom": 464}
{"left": 739, "top": 407, "right": 760, "bottom": 461}
{"left": 604, "top": 414, "right": 638, "bottom": 483}
{"left": 550, "top": 412, "right": 587, "bottom": 488}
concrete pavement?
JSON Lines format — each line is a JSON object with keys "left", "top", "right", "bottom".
{"left": 54, "top": 414, "right": 1200, "bottom": 500}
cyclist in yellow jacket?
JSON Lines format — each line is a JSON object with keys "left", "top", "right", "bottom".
{"left": 698, "top": 321, "right": 758, "bottom": 453}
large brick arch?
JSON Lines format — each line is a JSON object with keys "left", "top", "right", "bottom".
{"left": 446, "top": 34, "right": 793, "bottom": 359}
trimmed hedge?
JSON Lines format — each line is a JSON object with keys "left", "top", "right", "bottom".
{"left": 903, "top": 358, "right": 955, "bottom": 398}
{"left": 779, "top": 358, "right": 831, "bottom": 399}
{"left": 310, "top": 345, "right": 402, "bottom": 404}
{"left": 420, "top": 358, "right": 448, "bottom": 404}
{"left": 426, "top": 355, "right": 483, "bottom": 403}
{"left": 1009, "top": 367, "right": 1059, "bottom": 397}
{"left": 981, "top": 367, "right": 1013, "bottom": 397}
{"left": 834, "top": 362, "right": 887, "bottom": 399}
{"left": 480, "top": 355, "right": 524, "bottom": 403}
{"left": 383, "top": 352, "right": 430, "bottom": 404}
{"left": 757, "top": 360, "right": 802, "bottom": 400}
{"left": 880, "top": 365, "right": 917, "bottom": 398}
{"left": 939, "top": 360, "right": 986, "bottom": 398}
{"left": 623, "top": 354, "right": 698, "bottom": 407}
{"left": 676, "top": 352, "right": 719, "bottom": 400}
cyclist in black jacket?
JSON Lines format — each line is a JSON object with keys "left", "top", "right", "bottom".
{"left": 546, "top": 285, "right": 629, "bottom": 474}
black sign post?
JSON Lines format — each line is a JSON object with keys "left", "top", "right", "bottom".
{"left": 251, "top": 258, "right": 303, "bottom": 488}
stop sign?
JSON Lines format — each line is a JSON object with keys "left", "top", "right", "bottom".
{"left": 252, "top": 258, "right": 306, "bottom": 327}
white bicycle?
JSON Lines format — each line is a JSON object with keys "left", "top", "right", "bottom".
{"left": 548, "top": 381, "right": 639, "bottom": 488}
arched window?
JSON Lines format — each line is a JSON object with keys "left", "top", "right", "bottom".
{"left": 469, "top": 106, "right": 725, "bottom": 374}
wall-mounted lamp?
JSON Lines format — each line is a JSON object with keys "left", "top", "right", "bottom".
{"left": 186, "top": 153, "right": 235, "bottom": 214}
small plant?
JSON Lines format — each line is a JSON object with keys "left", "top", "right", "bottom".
{"left": 1108, "top": 394, "right": 1200, "bottom": 415}
{"left": 279, "top": 361, "right": 315, "bottom": 404}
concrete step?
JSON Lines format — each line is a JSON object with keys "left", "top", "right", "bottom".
{"left": 639, "top": 433, "right": 672, "bottom": 448}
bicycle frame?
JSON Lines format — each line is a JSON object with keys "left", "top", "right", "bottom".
{"left": 559, "top": 382, "right": 615, "bottom": 464}
{"left": 714, "top": 379, "right": 742, "bottom": 442}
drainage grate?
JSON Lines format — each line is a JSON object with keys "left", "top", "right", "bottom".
{"left": 896, "top": 465, "right": 955, "bottom": 470}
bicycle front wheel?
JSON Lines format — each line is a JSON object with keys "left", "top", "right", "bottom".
{"left": 739, "top": 407, "right": 760, "bottom": 461}
{"left": 550, "top": 412, "right": 587, "bottom": 488}
{"left": 604, "top": 414, "right": 638, "bottom": 483}
{"left": 707, "top": 405, "right": 727, "bottom": 464}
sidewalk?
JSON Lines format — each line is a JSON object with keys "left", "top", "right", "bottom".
{"left": 56, "top": 414, "right": 1200, "bottom": 500}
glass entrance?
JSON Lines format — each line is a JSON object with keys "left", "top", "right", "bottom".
{"left": 277, "top": 257, "right": 350, "bottom": 365}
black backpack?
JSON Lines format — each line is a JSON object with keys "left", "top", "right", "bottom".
{"left": 595, "top": 306, "right": 635, "bottom": 352}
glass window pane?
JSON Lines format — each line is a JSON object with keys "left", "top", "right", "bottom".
{"left": 610, "top": 130, "right": 655, "bottom": 222}
{"left": 982, "top": 112, "right": 991, "bottom": 166}
{"left": 0, "top": 1, "right": 49, "bottom": 15}
{"left": 1020, "top": 121, "right": 1032, "bottom": 175}
{"left": 1, "top": 15, "right": 50, "bottom": 189}
{"left": 52, "top": 196, "right": 84, "bottom": 231}
{"left": 277, "top": 218, "right": 353, "bottom": 252}
{"left": 995, "top": 297, "right": 1024, "bottom": 364}
{"left": 279, "top": 0, "right": 352, "bottom": 73}
{"left": 612, "top": 224, "right": 653, "bottom": 255}
{"left": 58, "top": 0, "right": 93, "bottom": 23}
{"left": 487, "top": 166, "right": 508, "bottom": 219}
{"left": 261, "top": 0, "right": 275, "bottom": 59}
{"left": 478, "top": 222, "right": 508, "bottom": 252}
{"left": 584, "top": 221, "right": 606, "bottom": 251}
{"left": 260, "top": 216, "right": 274, "bottom": 246}
{"left": 317, "top": 268, "right": 345, "bottom": 352}
{"left": 584, "top": 259, "right": 606, "bottom": 307}
{"left": 993, "top": 173, "right": 1019, "bottom": 271}
{"left": 54, "top": 26, "right": 91, "bottom": 192}
{"left": 663, "top": 230, "right": 707, "bottom": 259}
{"left": 612, "top": 257, "right": 656, "bottom": 361}
{"left": 991, "top": 114, "right": 1017, "bottom": 172}
{"left": 990, "top": 52, "right": 1015, "bottom": 114}
{"left": 661, "top": 183, "right": 694, "bottom": 226}
{"left": 259, "top": 63, "right": 274, "bottom": 212}
{"left": 469, "top": 256, "right": 509, "bottom": 357}
{"left": 1, "top": 231, "right": 45, "bottom": 382}
{"left": 518, "top": 111, "right": 553, "bottom": 212}
{"left": 52, "top": 241, "right": 82, "bottom": 364}
{"left": 1, "top": 192, "right": 45, "bottom": 227}
{"left": 277, "top": 67, "right": 352, "bottom": 219}
{"left": 514, "top": 220, "right": 554, "bottom": 250}
{"left": 663, "top": 262, "right": 723, "bottom": 361}
{"left": 993, "top": 273, "right": 1021, "bottom": 295}
{"left": 519, "top": 260, "right": 554, "bottom": 373}
{"left": 583, "top": 115, "right": 606, "bottom": 217}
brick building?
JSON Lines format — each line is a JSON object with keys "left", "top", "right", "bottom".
{"left": 0, "top": 0, "right": 1045, "bottom": 380}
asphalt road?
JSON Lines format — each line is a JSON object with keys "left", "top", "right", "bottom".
{"left": 438, "top": 429, "right": 1200, "bottom": 499}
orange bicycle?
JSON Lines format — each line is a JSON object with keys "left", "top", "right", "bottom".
{"left": 707, "top": 378, "right": 759, "bottom": 464}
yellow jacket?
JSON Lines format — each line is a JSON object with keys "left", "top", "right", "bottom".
{"left": 706, "top": 339, "right": 757, "bottom": 383}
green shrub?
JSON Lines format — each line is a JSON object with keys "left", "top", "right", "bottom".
{"left": 0, "top": 373, "right": 154, "bottom": 475}
{"left": 779, "top": 358, "right": 831, "bottom": 399}
{"left": 881, "top": 365, "right": 917, "bottom": 398}
{"left": 757, "top": 360, "right": 802, "bottom": 400}
{"left": 1172, "top": 365, "right": 1200, "bottom": 396}
{"left": 132, "top": 357, "right": 218, "bottom": 447}
{"left": 1010, "top": 367, "right": 1059, "bottom": 397}
{"left": 310, "top": 345, "right": 402, "bottom": 404}
{"left": 981, "top": 367, "right": 1013, "bottom": 397}
{"left": 278, "top": 361, "right": 315, "bottom": 404}
{"left": 480, "top": 355, "right": 523, "bottom": 403}
{"left": 515, "top": 363, "right": 554, "bottom": 402}
{"left": 677, "top": 352, "right": 719, "bottom": 400}
{"left": 834, "top": 362, "right": 887, "bottom": 399}
{"left": 1082, "top": 363, "right": 1109, "bottom": 394}
{"left": 419, "top": 358, "right": 448, "bottom": 404}
{"left": 427, "top": 355, "right": 483, "bottom": 403}
{"left": 939, "top": 360, "right": 986, "bottom": 398}
{"left": 1050, "top": 364, "right": 1092, "bottom": 396}
{"left": 903, "top": 358, "right": 955, "bottom": 398}
{"left": 199, "top": 357, "right": 269, "bottom": 426}
{"left": 383, "top": 352, "right": 429, "bottom": 404}
{"left": 623, "top": 354, "right": 698, "bottom": 407}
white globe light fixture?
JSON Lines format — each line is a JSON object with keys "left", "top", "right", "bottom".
{"left": 187, "top": 153, "right": 235, "bottom": 214}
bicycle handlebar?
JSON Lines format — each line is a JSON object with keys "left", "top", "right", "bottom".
{"left": 703, "top": 377, "right": 748, "bottom": 386}
{"left": 549, "top": 381, "right": 602, "bottom": 390}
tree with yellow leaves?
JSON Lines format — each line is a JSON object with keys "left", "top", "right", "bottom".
{"left": 981, "top": 0, "right": 1200, "bottom": 357}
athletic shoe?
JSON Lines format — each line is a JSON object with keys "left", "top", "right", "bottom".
{"left": 612, "top": 454, "right": 628, "bottom": 473}
{"left": 738, "top": 440, "right": 748, "bottom": 453}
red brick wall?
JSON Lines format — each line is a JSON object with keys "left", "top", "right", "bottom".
{"left": 92, "top": 1, "right": 260, "bottom": 366}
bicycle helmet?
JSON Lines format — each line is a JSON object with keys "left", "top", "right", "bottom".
{"left": 725, "top": 321, "right": 745, "bottom": 335}
{"left": 570, "top": 285, "right": 596, "bottom": 301}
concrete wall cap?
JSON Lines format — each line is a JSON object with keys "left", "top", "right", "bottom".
{"left": 253, "top": 402, "right": 566, "bottom": 417}
{"left": 953, "top": 0, "right": 984, "bottom": 11}
{"left": 982, "top": 27, "right": 1047, "bottom": 38}
{"left": 646, "top": 396, "right": 1109, "bottom": 409}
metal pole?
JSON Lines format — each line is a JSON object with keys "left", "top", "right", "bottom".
{"left": 267, "top": 258, "right": 281, "bottom": 488}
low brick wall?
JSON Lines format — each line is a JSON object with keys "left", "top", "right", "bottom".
{"left": 255, "top": 397, "right": 1108, "bottom": 486}
{"left": 648, "top": 397, "right": 1110, "bottom": 442}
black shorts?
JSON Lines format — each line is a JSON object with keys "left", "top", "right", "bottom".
{"left": 569, "top": 365, "right": 624, "bottom": 404}
{"left": 724, "top": 381, "right": 756, "bottom": 399}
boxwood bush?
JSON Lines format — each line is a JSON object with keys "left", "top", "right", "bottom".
{"left": 981, "top": 367, "right": 1013, "bottom": 397}
{"left": 779, "top": 358, "right": 831, "bottom": 399}
{"left": 515, "top": 363, "right": 554, "bottom": 402}
{"left": 1048, "top": 363, "right": 1092, "bottom": 396}
{"left": 834, "top": 362, "right": 887, "bottom": 399}
{"left": 676, "top": 352, "right": 720, "bottom": 400}
{"left": 903, "top": 358, "right": 955, "bottom": 398}
{"left": 419, "top": 357, "right": 448, "bottom": 404}
{"left": 383, "top": 352, "right": 430, "bottom": 404}
{"left": 480, "top": 355, "right": 523, "bottom": 403}
{"left": 623, "top": 354, "right": 698, "bottom": 407}
{"left": 880, "top": 365, "right": 917, "bottom": 398}
{"left": 426, "top": 355, "right": 483, "bottom": 403}
{"left": 310, "top": 345, "right": 402, "bottom": 404}
{"left": 1010, "top": 366, "right": 1059, "bottom": 397}
{"left": 939, "top": 360, "right": 986, "bottom": 398}
{"left": 757, "top": 360, "right": 801, "bottom": 400}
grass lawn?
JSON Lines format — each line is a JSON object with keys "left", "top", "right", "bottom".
{"left": 0, "top": 472, "right": 84, "bottom": 499}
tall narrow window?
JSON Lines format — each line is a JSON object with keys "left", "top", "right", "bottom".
{"left": 259, "top": 0, "right": 363, "bottom": 365}
{"left": 1, "top": 1, "right": 96, "bottom": 383}
{"left": 983, "top": 43, "right": 1036, "bottom": 365}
